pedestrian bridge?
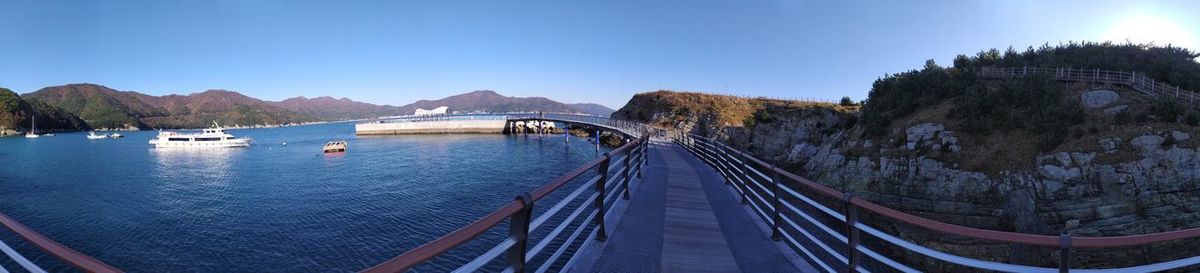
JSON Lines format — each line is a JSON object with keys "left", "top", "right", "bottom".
{"left": 8, "top": 113, "right": 1200, "bottom": 273}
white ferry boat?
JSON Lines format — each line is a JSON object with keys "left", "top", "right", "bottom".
{"left": 86, "top": 132, "right": 108, "bottom": 139}
{"left": 149, "top": 122, "right": 251, "bottom": 148}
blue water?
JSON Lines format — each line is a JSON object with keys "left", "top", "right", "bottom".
{"left": 0, "top": 122, "right": 610, "bottom": 272}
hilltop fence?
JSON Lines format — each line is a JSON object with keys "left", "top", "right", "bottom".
{"left": 979, "top": 66, "right": 1198, "bottom": 107}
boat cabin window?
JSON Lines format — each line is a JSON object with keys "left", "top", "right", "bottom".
{"left": 168, "top": 138, "right": 190, "bottom": 141}
{"left": 195, "top": 137, "right": 222, "bottom": 141}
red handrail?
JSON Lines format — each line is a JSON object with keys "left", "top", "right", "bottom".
{"left": 361, "top": 201, "right": 526, "bottom": 273}
{"left": 689, "top": 134, "right": 1200, "bottom": 248}
{"left": 0, "top": 212, "right": 123, "bottom": 273}
{"left": 362, "top": 136, "right": 645, "bottom": 272}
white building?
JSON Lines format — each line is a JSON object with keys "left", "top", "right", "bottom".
{"left": 414, "top": 106, "right": 449, "bottom": 116}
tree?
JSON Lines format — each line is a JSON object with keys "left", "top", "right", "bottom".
{"left": 839, "top": 96, "right": 855, "bottom": 106}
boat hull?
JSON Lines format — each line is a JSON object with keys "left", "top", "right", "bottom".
{"left": 149, "top": 139, "right": 251, "bottom": 148}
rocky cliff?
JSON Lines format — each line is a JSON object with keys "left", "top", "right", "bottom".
{"left": 618, "top": 85, "right": 1200, "bottom": 268}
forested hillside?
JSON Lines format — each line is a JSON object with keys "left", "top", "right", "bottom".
{"left": 0, "top": 88, "right": 89, "bottom": 135}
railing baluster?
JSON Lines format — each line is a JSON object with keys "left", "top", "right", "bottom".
{"left": 771, "top": 167, "right": 783, "bottom": 241}
{"left": 508, "top": 193, "right": 533, "bottom": 273}
{"left": 1059, "top": 232, "right": 1072, "bottom": 273}
{"left": 621, "top": 147, "right": 633, "bottom": 200}
{"left": 735, "top": 148, "right": 750, "bottom": 205}
{"left": 844, "top": 193, "right": 860, "bottom": 273}
{"left": 594, "top": 153, "right": 610, "bottom": 242}
{"left": 637, "top": 139, "right": 646, "bottom": 178}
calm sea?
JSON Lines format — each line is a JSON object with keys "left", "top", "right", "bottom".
{"left": 0, "top": 122, "right": 610, "bottom": 272}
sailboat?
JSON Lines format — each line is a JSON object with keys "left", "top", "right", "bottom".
{"left": 24, "top": 117, "right": 39, "bottom": 138}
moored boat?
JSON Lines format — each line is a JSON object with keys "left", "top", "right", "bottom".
{"left": 149, "top": 122, "right": 251, "bottom": 148}
{"left": 86, "top": 132, "right": 108, "bottom": 140}
{"left": 24, "top": 117, "right": 38, "bottom": 138}
{"left": 323, "top": 140, "right": 347, "bottom": 153}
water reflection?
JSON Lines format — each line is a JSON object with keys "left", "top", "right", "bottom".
{"left": 149, "top": 148, "right": 244, "bottom": 220}
{"left": 151, "top": 148, "right": 243, "bottom": 180}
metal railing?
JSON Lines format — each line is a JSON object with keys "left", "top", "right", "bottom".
{"left": 362, "top": 133, "right": 650, "bottom": 273}
{"left": 0, "top": 212, "right": 123, "bottom": 273}
{"left": 673, "top": 131, "right": 1200, "bottom": 273}
{"left": 980, "top": 66, "right": 1199, "bottom": 107}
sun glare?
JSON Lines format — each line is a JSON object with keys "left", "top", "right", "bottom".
{"left": 1103, "top": 15, "right": 1197, "bottom": 50}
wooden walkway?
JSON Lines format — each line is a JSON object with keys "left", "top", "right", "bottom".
{"left": 577, "top": 141, "right": 813, "bottom": 273}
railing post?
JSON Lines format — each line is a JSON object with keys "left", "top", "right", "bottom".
{"left": 622, "top": 147, "right": 633, "bottom": 200}
{"left": 770, "top": 167, "right": 783, "bottom": 241}
{"left": 737, "top": 149, "right": 750, "bottom": 205}
{"left": 643, "top": 137, "right": 650, "bottom": 166}
{"left": 638, "top": 139, "right": 647, "bottom": 177}
{"left": 843, "top": 193, "right": 860, "bottom": 273}
{"left": 507, "top": 193, "right": 533, "bottom": 273}
{"left": 594, "top": 153, "right": 610, "bottom": 242}
{"left": 1059, "top": 231, "right": 1072, "bottom": 273}
{"left": 728, "top": 148, "right": 748, "bottom": 205}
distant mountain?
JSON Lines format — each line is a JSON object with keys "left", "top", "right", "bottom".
{"left": 0, "top": 87, "right": 89, "bottom": 135}
{"left": 398, "top": 90, "right": 612, "bottom": 116}
{"left": 16, "top": 85, "right": 614, "bottom": 131}
{"left": 25, "top": 84, "right": 314, "bottom": 129}
{"left": 271, "top": 96, "right": 402, "bottom": 120}
{"left": 567, "top": 103, "right": 615, "bottom": 116}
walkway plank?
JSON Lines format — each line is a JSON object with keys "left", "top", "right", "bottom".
{"left": 584, "top": 142, "right": 811, "bottom": 273}
{"left": 661, "top": 149, "right": 740, "bottom": 272}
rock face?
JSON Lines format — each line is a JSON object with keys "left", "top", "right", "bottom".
{"left": 904, "top": 123, "right": 960, "bottom": 152}
{"left": 1081, "top": 89, "right": 1120, "bottom": 108}
{"left": 781, "top": 123, "right": 1200, "bottom": 269}
{"left": 620, "top": 90, "right": 1200, "bottom": 269}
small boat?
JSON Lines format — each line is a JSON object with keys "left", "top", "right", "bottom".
{"left": 86, "top": 132, "right": 108, "bottom": 140}
{"left": 148, "top": 121, "right": 251, "bottom": 148}
{"left": 323, "top": 140, "right": 347, "bottom": 153}
{"left": 24, "top": 117, "right": 38, "bottom": 138}
{"left": 110, "top": 133, "right": 124, "bottom": 138}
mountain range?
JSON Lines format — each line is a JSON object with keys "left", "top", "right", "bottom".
{"left": 3, "top": 83, "right": 614, "bottom": 131}
{"left": 393, "top": 90, "right": 614, "bottom": 116}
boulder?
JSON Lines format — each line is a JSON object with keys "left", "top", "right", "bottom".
{"left": 1100, "top": 138, "right": 1121, "bottom": 153}
{"left": 1131, "top": 135, "right": 1165, "bottom": 153}
{"left": 906, "top": 123, "right": 945, "bottom": 150}
{"left": 1081, "top": 90, "right": 1120, "bottom": 108}
{"left": 1172, "top": 131, "right": 1191, "bottom": 141}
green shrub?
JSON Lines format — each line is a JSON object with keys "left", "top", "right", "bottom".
{"left": 1150, "top": 95, "right": 1185, "bottom": 122}
{"left": 1187, "top": 111, "right": 1200, "bottom": 126}
{"left": 860, "top": 42, "right": 1200, "bottom": 137}
{"left": 950, "top": 76, "right": 1084, "bottom": 144}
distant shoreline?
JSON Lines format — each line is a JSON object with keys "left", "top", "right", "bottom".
{"left": 0, "top": 119, "right": 356, "bottom": 138}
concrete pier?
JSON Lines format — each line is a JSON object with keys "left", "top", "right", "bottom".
{"left": 355, "top": 120, "right": 508, "bottom": 135}
{"left": 355, "top": 119, "right": 566, "bottom": 135}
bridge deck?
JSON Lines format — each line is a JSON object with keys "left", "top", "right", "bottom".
{"left": 581, "top": 142, "right": 814, "bottom": 273}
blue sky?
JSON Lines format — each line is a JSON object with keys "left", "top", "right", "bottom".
{"left": 1, "top": 1, "right": 1197, "bottom": 108}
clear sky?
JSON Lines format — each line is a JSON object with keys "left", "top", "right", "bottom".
{"left": 1, "top": 1, "right": 1197, "bottom": 108}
